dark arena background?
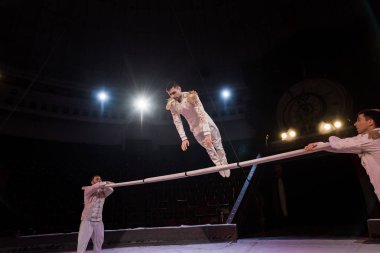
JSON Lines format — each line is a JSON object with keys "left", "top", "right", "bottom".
{"left": 0, "top": 0, "right": 380, "bottom": 252}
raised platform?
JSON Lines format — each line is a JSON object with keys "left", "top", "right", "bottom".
{"left": 0, "top": 224, "right": 237, "bottom": 253}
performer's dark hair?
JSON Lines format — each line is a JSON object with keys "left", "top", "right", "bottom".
{"left": 91, "top": 175, "right": 102, "bottom": 182}
{"left": 166, "top": 81, "right": 180, "bottom": 92}
{"left": 358, "top": 109, "right": 380, "bottom": 127}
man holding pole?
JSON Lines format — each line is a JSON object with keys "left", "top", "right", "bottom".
{"left": 77, "top": 175, "right": 114, "bottom": 253}
{"left": 305, "top": 109, "right": 380, "bottom": 203}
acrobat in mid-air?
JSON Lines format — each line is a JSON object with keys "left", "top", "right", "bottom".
{"left": 166, "top": 81, "right": 230, "bottom": 178}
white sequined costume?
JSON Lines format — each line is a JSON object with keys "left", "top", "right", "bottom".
{"left": 77, "top": 182, "right": 113, "bottom": 253}
{"left": 166, "top": 91, "right": 230, "bottom": 177}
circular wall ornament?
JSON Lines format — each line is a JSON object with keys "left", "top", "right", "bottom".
{"left": 276, "top": 79, "right": 352, "bottom": 135}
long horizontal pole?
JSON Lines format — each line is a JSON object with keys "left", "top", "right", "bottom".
{"left": 101, "top": 143, "right": 330, "bottom": 189}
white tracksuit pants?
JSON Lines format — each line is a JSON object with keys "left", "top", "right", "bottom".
{"left": 77, "top": 220, "right": 104, "bottom": 253}
{"left": 195, "top": 125, "right": 229, "bottom": 177}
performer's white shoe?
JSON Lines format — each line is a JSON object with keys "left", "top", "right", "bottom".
{"left": 219, "top": 169, "right": 230, "bottom": 178}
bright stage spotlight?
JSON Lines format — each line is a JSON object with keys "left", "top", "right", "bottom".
{"left": 333, "top": 120, "right": 342, "bottom": 129}
{"left": 288, "top": 129, "right": 297, "bottom": 138}
{"left": 319, "top": 122, "right": 333, "bottom": 134}
{"left": 134, "top": 96, "right": 150, "bottom": 111}
{"left": 97, "top": 91, "right": 109, "bottom": 102}
{"left": 221, "top": 89, "right": 231, "bottom": 100}
{"left": 323, "top": 123, "right": 332, "bottom": 131}
{"left": 133, "top": 95, "right": 151, "bottom": 124}
{"left": 281, "top": 129, "right": 297, "bottom": 141}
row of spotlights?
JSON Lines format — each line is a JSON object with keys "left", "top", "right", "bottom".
{"left": 96, "top": 88, "right": 233, "bottom": 112}
{"left": 281, "top": 129, "right": 297, "bottom": 141}
{"left": 319, "top": 120, "right": 343, "bottom": 134}
{"left": 96, "top": 91, "right": 150, "bottom": 111}
{"left": 281, "top": 120, "right": 344, "bottom": 141}
{"left": 97, "top": 89, "right": 233, "bottom": 104}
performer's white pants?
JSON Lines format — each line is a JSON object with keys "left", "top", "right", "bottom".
{"left": 77, "top": 220, "right": 104, "bottom": 253}
{"left": 195, "top": 125, "right": 230, "bottom": 177}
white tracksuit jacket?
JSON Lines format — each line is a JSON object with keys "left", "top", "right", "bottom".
{"left": 320, "top": 128, "right": 380, "bottom": 202}
{"left": 81, "top": 182, "right": 113, "bottom": 222}
{"left": 166, "top": 91, "right": 228, "bottom": 167}
{"left": 77, "top": 182, "right": 113, "bottom": 253}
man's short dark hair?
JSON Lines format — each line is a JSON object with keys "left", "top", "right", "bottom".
{"left": 91, "top": 175, "right": 101, "bottom": 181}
{"left": 358, "top": 109, "right": 380, "bottom": 127}
{"left": 166, "top": 81, "right": 180, "bottom": 92}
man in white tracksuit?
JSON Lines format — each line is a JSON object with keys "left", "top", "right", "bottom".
{"left": 77, "top": 175, "right": 114, "bottom": 253}
{"left": 166, "top": 81, "right": 230, "bottom": 178}
{"left": 305, "top": 109, "right": 380, "bottom": 203}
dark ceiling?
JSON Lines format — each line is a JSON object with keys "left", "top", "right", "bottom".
{"left": 0, "top": 0, "right": 379, "bottom": 133}
{"left": 0, "top": 0, "right": 377, "bottom": 86}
